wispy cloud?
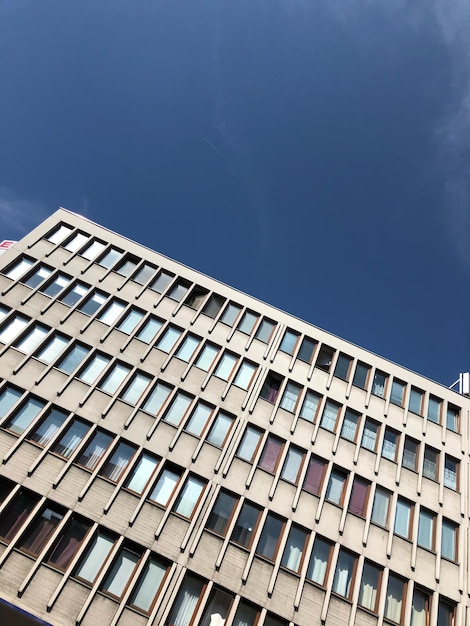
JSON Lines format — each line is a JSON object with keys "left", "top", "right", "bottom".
{"left": 0, "top": 188, "right": 49, "bottom": 240}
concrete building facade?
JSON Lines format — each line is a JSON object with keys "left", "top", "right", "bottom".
{"left": 0, "top": 208, "right": 466, "bottom": 625}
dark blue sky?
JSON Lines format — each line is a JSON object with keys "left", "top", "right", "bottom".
{"left": 1, "top": 0, "right": 470, "bottom": 386}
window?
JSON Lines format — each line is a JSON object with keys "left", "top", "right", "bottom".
{"left": 0, "top": 313, "right": 29, "bottom": 344}
{"left": 334, "top": 353, "right": 353, "bottom": 380}
{"left": 281, "top": 446, "right": 304, "bottom": 483}
{"left": 231, "top": 502, "right": 261, "bottom": 547}
{"left": 320, "top": 400, "right": 341, "bottom": 432}
{"left": 307, "top": 536, "right": 333, "bottom": 585}
{"left": 361, "top": 418, "right": 379, "bottom": 452}
{"left": 142, "top": 381, "right": 172, "bottom": 416}
{"left": 18, "top": 505, "right": 64, "bottom": 555}
{"left": 281, "top": 525, "right": 308, "bottom": 572}
{"left": 371, "top": 370, "right": 388, "bottom": 398}
{"left": 352, "top": 362, "right": 371, "bottom": 389}
{"left": 358, "top": 561, "right": 381, "bottom": 612}
{"left": 23, "top": 264, "right": 53, "bottom": 289}
{"left": 402, "top": 437, "right": 418, "bottom": 471}
{"left": 120, "top": 372, "right": 153, "bottom": 405}
{"left": 173, "top": 475, "right": 206, "bottom": 518}
{"left": 59, "top": 281, "right": 89, "bottom": 307}
{"left": 3, "top": 256, "right": 34, "bottom": 280}
{"left": 167, "top": 280, "right": 190, "bottom": 302}
{"left": 279, "top": 329, "right": 299, "bottom": 355}
{"left": 316, "top": 345, "right": 335, "bottom": 372}
{"left": 4, "top": 396, "right": 46, "bottom": 435}
{"left": 47, "top": 223, "right": 74, "bottom": 244}
{"left": 149, "top": 467, "right": 181, "bottom": 506}
{"left": 214, "top": 352, "right": 238, "bottom": 380}
{"left": 299, "top": 390, "right": 321, "bottom": 422}
{"left": 409, "top": 387, "right": 424, "bottom": 415}
{"left": 128, "top": 555, "right": 168, "bottom": 613}
{"left": 166, "top": 574, "right": 205, "bottom": 626}
{"left": 78, "top": 353, "right": 111, "bottom": 384}
{"left": 117, "top": 308, "right": 145, "bottom": 335}
{"left": 56, "top": 343, "right": 90, "bottom": 374}
{"left": 438, "top": 600, "right": 455, "bottom": 626}
{"left": 394, "top": 498, "right": 413, "bottom": 539}
{"left": 48, "top": 517, "right": 92, "bottom": 569}
{"left": 257, "top": 513, "right": 284, "bottom": 561}
{"left": 52, "top": 419, "right": 90, "bottom": 458}
{"left": 99, "top": 362, "right": 131, "bottom": 395}
{"left": 441, "top": 520, "right": 458, "bottom": 561}
{"left": 136, "top": 316, "right": 163, "bottom": 343}
{"left": 259, "top": 372, "right": 282, "bottom": 403}
{"left": 80, "top": 239, "right": 106, "bottom": 261}
{"left": 232, "top": 601, "right": 260, "bottom": 626}
{"left": 427, "top": 396, "right": 441, "bottom": 424}
{"left": 446, "top": 405, "right": 459, "bottom": 432}
{"left": 114, "top": 256, "right": 139, "bottom": 277}
{"left": 385, "top": 574, "right": 406, "bottom": 624}
{"left": 237, "top": 426, "right": 263, "bottom": 462}
{"left": 220, "top": 303, "right": 241, "bottom": 326}
{"left": 194, "top": 343, "right": 219, "bottom": 371}
{"left": 258, "top": 435, "right": 284, "bottom": 473}
{"left": 411, "top": 589, "right": 430, "bottom": 626}
{"left": 0, "top": 490, "right": 40, "bottom": 541}
{"left": 14, "top": 323, "right": 49, "bottom": 353}
{"left": 77, "top": 430, "right": 113, "bottom": 471}
{"left": 42, "top": 273, "right": 70, "bottom": 297}
{"left": 332, "top": 550, "right": 356, "bottom": 598}
{"left": 184, "top": 402, "right": 214, "bottom": 437}
{"left": 255, "top": 318, "right": 276, "bottom": 342}
{"left": 233, "top": 361, "right": 256, "bottom": 390}
{"left": 382, "top": 427, "right": 399, "bottom": 461}
{"left": 237, "top": 311, "right": 259, "bottom": 335}
{"left": 149, "top": 270, "right": 173, "bottom": 293}
{"left": 326, "top": 469, "right": 347, "bottom": 505}
{"left": 423, "top": 446, "right": 438, "bottom": 481}
{"left": 184, "top": 287, "right": 208, "bottom": 310}
{"left": 341, "top": 408, "right": 360, "bottom": 442}
{"left": 131, "top": 263, "right": 156, "bottom": 286}
{"left": 279, "top": 382, "right": 302, "bottom": 412}
{"left": 297, "top": 336, "right": 317, "bottom": 363}
{"left": 206, "top": 410, "right": 234, "bottom": 447}
{"left": 390, "top": 379, "right": 406, "bottom": 406}
{"left": 348, "top": 477, "right": 369, "bottom": 517}
{"left": 98, "top": 299, "right": 126, "bottom": 326}
{"left": 74, "top": 531, "right": 115, "bottom": 583}
{"left": 0, "top": 385, "right": 23, "bottom": 419}
{"left": 64, "top": 231, "right": 89, "bottom": 252}
{"left": 206, "top": 491, "right": 238, "bottom": 535}
{"left": 175, "top": 334, "right": 200, "bottom": 362}
{"left": 303, "top": 456, "right": 327, "bottom": 495}
{"left": 199, "top": 587, "right": 234, "bottom": 626}
{"left": 162, "top": 392, "right": 192, "bottom": 426}
{"left": 201, "top": 294, "right": 225, "bottom": 318}
{"left": 444, "top": 456, "right": 459, "bottom": 490}
{"left": 417, "top": 509, "right": 435, "bottom": 550}
{"left": 100, "top": 441, "right": 137, "bottom": 483}
{"left": 98, "top": 247, "right": 123, "bottom": 269}
{"left": 78, "top": 289, "right": 107, "bottom": 316}
{"left": 264, "top": 615, "right": 289, "bottom": 626}
{"left": 102, "top": 546, "right": 141, "bottom": 598}
{"left": 371, "top": 487, "right": 391, "bottom": 527}
{"left": 0, "top": 304, "right": 10, "bottom": 321}
{"left": 28, "top": 407, "right": 68, "bottom": 447}
{"left": 125, "top": 453, "right": 160, "bottom": 494}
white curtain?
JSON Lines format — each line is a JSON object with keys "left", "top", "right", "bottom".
{"left": 281, "top": 448, "right": 303, "bottom": 483}
{"left": 307, "top": 540, "right": 330, "bottom": 584}
{"left": 168, "top": 576, "right": 203, "bottom": 626}
{"left": 174, "top": 477, "right": 204, "bottom": 517}
{"left": 371, "top": 490, "right": 389, "bottom": 526}
{"left": 75, "top": 533, "right": 114, "bottom": 582}
{"left": 33, "top": 410, "right": 64, "bottom": 446}
{"left": 131, "top": 558, "right": 166, "bottom": 612}
{"left": 358, "top": 564, "right": 378, "bottom": 610}
{"left": 411, "top": 592, "right": 427, "bottom": 626}
{"left": 233, "top": 602, "right": 258, "bottom": 626}
{"left": 326, "top": 472, "right": 344, "bottom": 504}
{"left": 332, "top": 552, "right": 353, "bottom": 597}
{"left": 361, "top": 422, "right": 377, "bottom": 450}
{"left": 385, "top": 576, "right": 403, "bottom": 622}
{"left": 341, "top": 413, "right": 358, "bottom": 441}
{"left": 320, "top": 402, "right": 338, "bottom": 431}
{"left": 300, "top": 392, "right": 319, "bottom": 422}
{"left": 280, "top": 384, "right": 299, "bottom": 412}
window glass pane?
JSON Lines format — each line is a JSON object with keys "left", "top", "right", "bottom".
{"left": 359, "top": 562, "right": 380, "bottom": 611}
{"left": 334, "top": 354, "right": 352, "bottom": 380}
{"left": 125, "top": 453, "right": 159, "bottom": 494}
{"left": 385, "top": 575, "right": 405, "bottom": 623}
{"left": 297, "top": 337, "right": 316, "bottom": 363}
{"left": 57, "top": 344, "right": 90, "bottom": 373}
{"left": 371, "top": 488, "right": 389, "bottom": 527}
{"left": 117, "top": 309, "right": 145, "bottom": 334}
{"left": 0, "top": 314, "right": 29, "bottom": 343}
{"left": 257, "top": 514, "right": 284, "bottom": 560}
{"left": 48, "top": 517, "right": 91, "bottom": 569}
{"left": 446, "top": 406, "right": 459, "bottom": 432}
{"left": 232, "top": 602, "right": 259, "bottom": 626}
{"left": 99, "top": 363, "right": 131, "bottom": 394}
{"left": 163, "top": 393, "right": 192, "bottom": 426}
{"left": 167, "top": 575, "right": 204, "bottom": 626}
{"left": 390, "top": 379, "right": 406, "bottom": 406}
{"left": 149, "top": 270, "right": 173, "bottom": 293}
{"left": 394, "top": 500, "right": 412, "bottom": 538}
{"left": 444, "top": 457, "right": 458, "bottom": 490}
{"left": 185, "top": 402, "right": 213, "bottom": 436}
{"left": 19, "top": 506, "right": 64, "bottom": 555}
{"left": 200, "top": 588, "right": 233, "bottom": 626}
{"left": 206, "top": 411, "right": 234, "bottom": 447}
{"left": 231, "top": 502, "right": 260, "bottom": 547}
{"left": 79, "top": 353, "right": 111, "bottom": 384}
{"left": 4, "top": 257, "right": 34, "bottom": 280}
{"left": 215, "top": 353, "right": 237, "bottom": 380}
{"left": 316, "top": 345, "right": 335, "bottom": 372}
{"left": 24, "top": 265, "right": 53, "bottom": 288}
{"left": 74, "top": 532, "right": 115, "bottom": 582}
{"left": 348, "top": 478, "right": 369, "bottom": 516}
{"left": 142, "top": 382, "right": 172, "bottom": 415}
{"left": 0, "top": 305, "right": 10, "bottom": 320}
{"left": 281, "top": 447, "right": 304, "bottom": 483}
{"left": 361, "top": 419, "right": 379, "bottom": 451}
{"left": 409, "top": 388, "right": 423, "bottom": 414}
{"left": 326, "top": 470, "right": 346, "bottom": 505}
{"left": 260, "top": 374, "right": 281, "bottom": 403}
{"left": 427, "top": 396, "right": 441, "bottom": 423}
{"left": 332, "top": 550, "right": 355, "bottom": 597}
{"left": 206, "top": 491, "right": 237, "bottom": 535}
{"left": 279, "top": 329, "right": 298, "bottom": 354}
{"left": 195, "top": 343, "right": 219, "bottom": 371}
{"left": 0, "top": 385, "right": 23, "bottom": 418}
{"left": 102, "top": 547, "right": 139, "bottom": 597}
{"left": 0, "top": 491, "right": 39, "bottom": 540}
{"left": 99, "top": 300, "right": 126, "bottom": 326}
{"left": 121, "top": 373, "right": 152, "bottom": 405}
{"left": 52, "top": 420, "right": 90, "bottom": 458}
{"left": 441, "top": 520, "right": 457, "bottom": 561}
{"left": 382, "top": 428, "right": 398, "bottom": 461}
{"left": 280, "top": 382, "right": 301, "bottom": 412}
{"left": 220, "top": 302, "right": 241, "bottom": 326}
{"left": 173, "top": 476, "right": 205, "bottom": 517}
{"left": 79, "top": 290, "right": 107, "bottom": 316}
{"left": 417, "top": 509, "right": 434, "bottom": 549}
{"left": 423, "top": 447, "right": 438, "bottom": 480}
{"left": 149, "top": 469, "right": 180, "bottom": 505}
{"left": 184, "top": 288, "right": 208, "bottom": 310}
{"left": 132, "top": 263, "right": 155, "bottom": 285}
{"left": 238, "top": 311, "right": 258, "bottom": 334}
{"left": 47, "top": 224, "right": 73, "bottom": 244}
{"left": 307, "top": 537, "right": 331, "bottom": 585}
{"left": 5, "top": 397, "right": 46, "bottom": 434}
{"left": 115, "top": 258, "right": 138, "bottom": 277}
{"left": 156, "top": 326, "right": 182, "bottom": 352}
{"left": 341, "top": 409, "right": 359, "bottom": 441}
{"left": 28, "top": 408, "right": 68, "bottom": 447}
{"left": 129, "top": 556, "right": 167, "bottom": 612}
{"left": 60, "top": 282, "right": 89, "bottom": 307}
{"left": 281, "top": 526, "right": 307, "bottom": 572}
{"left": 77, "top": 431, "right": 113, "bottom": 470}
{"left": 233, "top": 362, "right": 256, "bottom": 389}
{"left": 255, "top": 319, "right": 275, "bottom": 342}
{"left": 136, "top": 317, "right": 163, "bottom": 343}
{"left": 371, "top": 371, "right": 387, "bottom": 397}
{"left": 353, "top": 362, "right": 370, "bottom": 389}
{"left": 259, "top": 436, "right": 283, "bottom": 473}
{"left": 64, "top": 232, "right": 89, "bottom": 252}
{"left": 303, "top": 457, "right": 326, "bottom": 495}
{"left": 15, "top": 323, "right": 49, "bottom": 353}
{"left": 201, "top": 294, "right": 224, "bottom": 318}
{"left": 99, "top": 247, "right": 122, "bottom": 269}
{"left": 300, "top": 391, "right": 321, "bottom": 422}
{"left": 320, "top": 400, "right": 340, "bottom": 432}
{"left": 237, "top": 426, "right": 262, "bottom": 462}
{"left": 100, "top": 441, "right": 136, "bottom": 482}
{"left": 402, "top": 438, "right": 418, "bottom": 470}
{"left": 42, "top": 273, "right": 70, "bottom": 297}
{"left": 81, "top": 239, "right": 106, "bottom": 260}
{"left": 175, "top": 335, "right": 200, "bottom": 362}
{"left": 167, "top": 281, "right": 189, "bottom": 301}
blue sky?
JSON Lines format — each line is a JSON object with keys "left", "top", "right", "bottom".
{"left": 1, "top": 0, "right": 470, "bottom": 386}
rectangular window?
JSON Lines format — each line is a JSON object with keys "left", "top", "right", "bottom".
{"left": 14, "top": 323, "right": 49, "bottom": 354}
{"left": 56, "top": 343, "right": 90, "bottom": 374}
{"left": 423, "top": 446, "right": 438, "bottom": 481}
{"left": 303, "top": 456, "right": 327, "bottom": 495}
{"left": 315, "top": 345, "right": 335, "bottom": 372}
{"left": 114, "top": 256, "right": 139, "bottom": 277}
{"left": 149, "top": 468, "right": 181, "bottom": 506}
{"left": 231, "top": 502, "right": 261, "bottom": 547}
{"left": 206, "top": 491, "right": 238, "bottom": 536}
{"left": 173, "top": 476, "right": 206, "bottom": 518}
{"left": 409, "top": 387, "right": 424, "bottom": 415}
{"left": 258, "top": 435, "right": 284, "bottom": 473}
{"left": 417, "top": 509, "right": 435, "bottom": 550}
{"left": 28, "top": 407, "right": 68, "bottom": 447}
{"left": 201, "top": 294, "right": 225, "bottom": 319}
{"left": 98, "top": 247, "right": 123, "bottom": 269}
{"left": 59, "top": 281, "right": 89, "bottom": 307}
{"left": 332, "top": 550, "right": 356, "bottom": 598}
{"left": 205, "top": 410, "right": 234, "bottom": 447}
{"left": 358, "top": 561, "right": 381, "bottom": 612}
{"left": 100, "top": 441, "right": 137, "bottom": 483}
{"left": 4, "top": 396, "right": 46, "bottom": 435}
{"left": 0, "top": 313, "right": 29, "bottom": 344}
{"left": 237, "top": 310, "right": 259, "bottom": 334}
{"left": 411, "top": 589, "right": 430, "bottom": 626}
{"left": 371, "top": 487, "right": 391, "bottom": 527}
{"left": 125, "top": 453, "right": 160, "bottom": 494}
{"left": 394, "top": 499, "right": 413, "bottom": 539}
{"left": 371, "top": 370, "right": 388, "bottom": 398}
{"left": 162, "top": 392, "right": 192, "bottom": 426}
{"left": 149, "top": 270, "right": 173, "bottom": 293}
{"left": 99, "top": 363, "right": 131, "bottom": 395}
{"left": 3, "top": 256, "right": 34, "bottom": 280}
{"left": 74, "top": 531, "right": 115, "bottom": 583}
{"left": 232, "top": 601, "right": 260, "bottom": 626}
{"left": 0, "top": 384, "right": 23, "bottom": 419}
{"left": 48, "top": 517, "right": 92, "bottom": 570}
{"left": 352, "top": 362, "right": 371, "bottom": 389}
{"left": 184, "top": 402, "right": 213, "bottom": 437}
{"left": 167, "top": 280, "right": 190, "bottom": 302}
{"left": 257, "top": 513, "right": 284, "bottom": 561}
{"left": 385, "top": 574, "right": 406, "bottom": 624}
{"left": 438, "top": 600, "right": 455, "bottom": 626}
{"left": 402, "top": 437, "right": 418, "bottom": 471}
{"left": 441, "top": 520, "right": 458, "bottom": 561}
{"left": 23, "top": 264, "right": 53, "bottom": 289}
{"left": 297, "top": 337, "right": 317, "bottom": 363}
{"left": 214, "top": 352, "right": 238, "bottom": 380}
{"left": 19, "top": 505, "right": 64, "bottom": 555}
{"left": 131, "top": 263, "right": 156, "bottom": 286}
{"left": 300, "top": 390, "right": 321, "bottom": 422}
{"left": 281, "top": 446, "right": 304, "bottom": 484}
{"left": 200, "top": 588, "right": 234, "bottom": 626}
{"left": 279, "top": 329, "right": 299, "bottom": 355}
{"left": 117, "top": 308, "right": 145, "bottom": 335}
{"left": 78, "top": 353, "right": 111, "bottom": 385}
{"left": 175, "top": 334, "right": 200, "bottom": 362}
{"left": 77, "top": 431, "right": 113, "bottom": 471}
{"left": 102, "top": 546, "right": 140, "bottom": 598}
{"left": 341, "top": 408, "right": 360, "bottom": 441}
{"left": 334, "top": 354, "right": 353, "bottom": 380}
{"left": 259, "top": 373, "right": 282, "bottom": 403}
{"left": 307, "top": 536, "right": 333, "bottom": 586}
{"left": 427, "top": 396, "right": 441, "bottom": 423}
{"left": 41, "top": 273, "right": 70, "bottom": 298}
{"left": 320, "top": 400, "right": 341, "bottom": 432}
{"left": 348, "top": 477, "right": 369, "bottom": 517}
{"left": 128, "top": 555, "right": 168, "bottom": 614}
{"left": 184, "top": 287, "right": 208, "bottom": 310}
{"left": 135, "top": 316, "right": 163, "bottom": 344}
{"left": 237, "top": 426, "right": 263, "bottom": 462}
{"left": 446, "top": 405, "right": 459, "bottom": 432}
{"left": 254, "top": 318, "right": 276, "bottom": 342}
{"left": 166, "top": 574, "right": 205, "bottom": 626}
{"left": 279, "top": 382, "right": 302, "bottom": 413}
{"left": 361, "top": 418, "right": 379, "bottom": 451}
{"left": 444, "top": 456, "right": 459, "bottom": 490}
{"left": 52, "top": 419, "right": 90, "bottom": 458}
{"left": 80, "top": 239, "right": 106, "bottom": 261}
{"left": 47, "top": 224, "right": 74, "bottom": 245}
{"left": 194, "top": 343, "right": 219, "bottom": 371}
{"left": 78, "top": 289, "right": 107, "bottom": 316}
{"left": 382, "top": 427, "right": 399, "bottom": 461}
{"left": 281, "top": 525, "right": 308, "bottom": 572}
{"left": 233, "top": 361, "right": 256, "bottom": 390}
{"left": 0, "top": 490, "right": 39, "bottom": 541}
{"left": 64, "top": 232, "right": 89, "bottom": 252}
{"left": 142, "top": 381, "right": 172, "bottom": 416}
{"left": 120, "top": 372, "right": 153, "bottom": 405}
{"left": 98, "top": 299, "right": 126, "bottom": 326}
{"left": 390, "top": 379, "right": 406, "bottom": 406}
{"left": 326, "top": 469, "right": 347, "bottom": 505}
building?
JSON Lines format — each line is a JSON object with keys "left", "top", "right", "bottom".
{"left": 0, "top": 207, "right": 465, "bottom": 626}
